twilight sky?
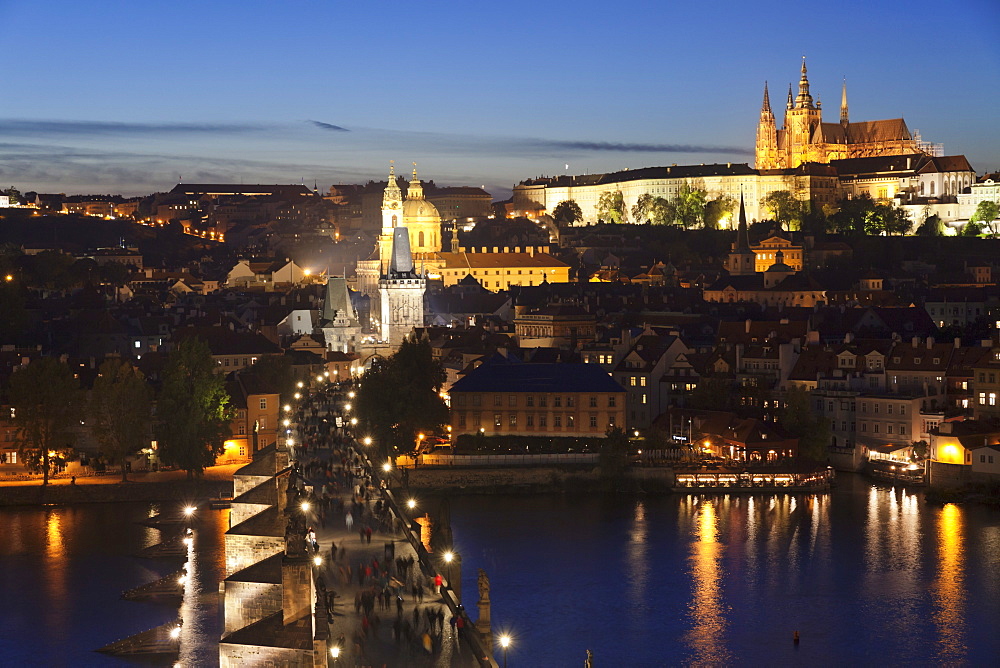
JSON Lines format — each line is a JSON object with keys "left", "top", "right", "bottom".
{"left": 1, "top": 0, "right": 998, "bottom": 199}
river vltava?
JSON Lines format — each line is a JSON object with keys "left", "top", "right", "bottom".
{"left": 1, "top": 474, "right": 998, "bottom": 666}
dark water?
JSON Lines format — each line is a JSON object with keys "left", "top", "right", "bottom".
{"left": 451, "top": 475, "right": 1000, "bottom": 667}
{"left": 0, "top": 502, "right": 227, "bottom": 668}
{"left": 2, "top": 476, "right": 999, "bottom": 667}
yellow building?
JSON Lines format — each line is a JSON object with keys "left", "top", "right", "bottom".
{"left": 435, "top": 250, "right": 570, "bottom": 291}
{"left": 752, "top": 235, "right": 804, "bottom": 273}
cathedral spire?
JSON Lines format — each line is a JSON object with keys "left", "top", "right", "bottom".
{"left": 795, "top": 56, "right": 814, "bottom": 109}
{"left": 840, "top": 77, "right": 849, "bottom": 125}
{"left": 786, "top": 84, "right": 794, "bottom": 110}
{"left": 761, "top": 81, "right": 772, "bottom": 114}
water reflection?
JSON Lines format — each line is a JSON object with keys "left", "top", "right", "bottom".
{"left": 43, "top": 508, "right": 69, "bottom": 643}
{"left": 685, "top": 499, "right": 731, "bottom": 666}
{"left": 933, "top": 503, "right": 967, "bottom": 664}
{"left": 626, "top": 501, "right": 648, "bottom": 613}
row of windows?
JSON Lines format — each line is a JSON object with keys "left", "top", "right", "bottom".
{"left": 979, "top": 392, "right": 997, "bottom": 406}
{"left": 858, "top": 422, "right": 907, "bottom": 435}
{"left": 457, "top": 394, "right": 617, "bottom": 408}
{"left": 456, "top": 413, "right": 617, "bottom": 429}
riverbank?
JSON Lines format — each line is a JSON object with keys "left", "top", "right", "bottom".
{"left": 400, "top": 465, "right": 676, "bottom": 494}
{"left": 0, "top": 464, "right": 238, "bottom": 506}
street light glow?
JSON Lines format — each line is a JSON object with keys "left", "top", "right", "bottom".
{"left": 301, "top": 501, "right": 311, "bottom": 512}
{"left": 297, "top": 381, "right": 304, "bottom": 388}
{"left": 500, "top": 634, "right": 511, "bottom": 648}
{"left": 348, "top": 391, "right": 355, "bottom": 398}
{"left": 170, "top": 625, "right": 181, "bottom": 639}
{"left": 407, "top": 498, "right": 416, "bottom": 509}
{"left": 183, "top": 505, "right": 196, "bottom": 516}
{"left": 344, "top": 403, "right": 352, "bottom": 411}
{"left": 350, "top": 417, "right": 357, "bottom": 426}
{"left": 330, "top": 646, "right": 341, "bottom": 658}
{"left": 443, "top": 551, "right": 454, "bottom": 563}
{"left": 316, "top": 375, "right": 324, "bottom": 382}
{"left": 283, "top": 404, "right": 291, "bottom": 412}
{"left": 363, "top": 437, "right": 372, "bottom": 446}
{"left": 382, "top": 462, "right": 391, "bottom": 473}
{"left": 313, "top": 555, "right": 322, "bottom": 566}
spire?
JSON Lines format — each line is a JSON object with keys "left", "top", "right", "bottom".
{"left": 840, "top": 77, "right": 849, "bottom": 125}
{"left": 383, "top": 161, "right": 402, "bottom": 210}
{"left": 735, "top": 192, "right": 750, "bottom": 251}
{"left": 795, "top": 56, "right": 814, "bottom": 109}
{"left": 761, "top": 81, "right": 772, "bottom": 115}
{"left": 786, "top": 84, "right": 794, "bottom": 110}
{"left": 407, "top": 161, "right": 424, "bottom": 200}
{"left": 389, "top": 227, "right": 413, "bottom": 274}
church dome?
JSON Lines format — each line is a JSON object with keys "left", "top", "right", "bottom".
{"left": 766, "top": 261, "right": 794, "bottom": 273}
{"left": 403, "top": 197, "right": 441, "bottom": 223}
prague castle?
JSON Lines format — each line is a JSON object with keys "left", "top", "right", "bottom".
{"left": 513, "top": 58, "right": 974, "bottom": 227}
{"left": 756, "top": 59, "right": 925, "bottom": 170}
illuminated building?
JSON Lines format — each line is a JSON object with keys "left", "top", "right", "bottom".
{"left": 755, "top": 59, "right": 928, "bottom": 169}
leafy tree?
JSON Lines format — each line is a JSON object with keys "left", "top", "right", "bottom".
{"left": 760, "top": 190, "right": 803, "bottom": 230}
{"left": 246, "top": 355, "right": 297, "bottom": 402}
{"left": 599, "top": 426, "right": 630, "bottom": 483}
{"left": 8, "top": 357, "right": 81, "bottom": 484}
{"left": 970, "top": 200, "right": 1000, "bottom": 236}
{"left": 671, "top": 184, "right": 706, "bottom": 228}
{"left": 156, "top": 337, "right": 234, "bottom": 478}
{"left": 703, "top": 195, "right": 736, "bottom": 230}
{"left": 551, "top": 200, "right": 583, "bottom": 226}
{"left": 596, "top": 191, "right": 626, "bottom": 224}
{"left": 90, "top": 359, "right": 152, "bottom": 482}
{"left": 779, "top": 386, "right": 831, "bottom": 461}
{"left": 3, "top": 187, "right": 22, "bottom": 205}
{"left": 648, "top": 196, "right": 675, "bottom": 225}
{"left": 915, "top": 214, "right": 943, "bottom": 236}
{"left": 874, "top": 202, "right": 912, "bottom": 236}
{"left": 961, "top": 220, "right": 984, "bottom": 237}
{"left": 688, "top": 376, "right": 737, "bottom": 412}
{"left": 355, "top": 338, "right": 448, "bottom": 459}
{"left": 830, "top": 195, "right": 876, "bottom": 235}
{"left": 631, "top": 193, "right": 654, "bottom": 223}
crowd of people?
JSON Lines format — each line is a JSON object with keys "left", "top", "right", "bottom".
{"left": 283, "top": 380, "right": 472, "bottom": 665}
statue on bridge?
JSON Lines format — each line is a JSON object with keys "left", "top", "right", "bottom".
{"left": 477, "top": 568, "right": 490, "bottom": 603}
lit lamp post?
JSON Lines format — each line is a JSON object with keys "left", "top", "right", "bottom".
{"left": 417, "top": 432, "right": 426, "bottom": 453}
{"left": 441, "top": 550, "right": 462, "bottom": 601}
{"left": 499, "top": 634, "right": 511, "bottom": 668}
{"left": 363, "top": 437, "right": 372, "bottom": 447}
{"left": 330, "top": 644, "right": 341, "bottom": 665}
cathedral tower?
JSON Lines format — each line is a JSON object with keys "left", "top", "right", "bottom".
{"left": 378, "top": 162, "right": 404, "bottom": 271}
{"left": 784, "top": 58, "right": 824, "bottom": 166}
{"left": 755, "top": 82, "right": 782, "bottom": 169}
{"left": 402, "top": 163, "right": 442, "bottom": 258}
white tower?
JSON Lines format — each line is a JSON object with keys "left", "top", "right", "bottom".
{"left": 378, "top": 227, "right": 425, "bottom": 348}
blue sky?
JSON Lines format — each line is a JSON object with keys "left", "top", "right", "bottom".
{"left": 1, "top": 0, "right": 998, "bottom": 198}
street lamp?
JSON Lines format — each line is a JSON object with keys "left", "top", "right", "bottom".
{"left": 316, "top": 375, "right": 324, "bottom": 383}
{"left": 363, "top": 437, "right": 372, "bottom": 447}
{"left": 300, "top": 501, "right": 311, "bottom": 512}
{"left": 382, "top": 462, "right": 391, "bottom": 474}
{"left": 442, "top": 550, "right": 454, "bottom": 564}
{"left": 313, "top": 555, "right": 322, "bottom": 567}
{"left": 183, "top": 505, "right": 196, "bottom": 517}
{"left": 350, "top": 417, "right": 358, "bottom": 426}
{"left": 294, "top": 392, "right": 301, "bottom": 400}
{"left": 297, "top": 381, "right": 304, "bottom": 389}
{"left": 344, "top": 403, "right": 352, "bottom": 411}
{"left": 499, "top": 634, "right": 511, "bottom": 668}
{"left": 407, "top": 498, "right": 417, "bottom": 510}
{"left": 330, "top": 645, "right": 341, "bottom": 664}
{"left": 348, "top": 391, "right": 355, "bottom": 399}
{"left": 283, "top": 404, "right": 291, "bottom": 412}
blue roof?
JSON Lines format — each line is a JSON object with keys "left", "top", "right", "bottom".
{"left": 451, "top": 357, "right": 625, "bottom": 394}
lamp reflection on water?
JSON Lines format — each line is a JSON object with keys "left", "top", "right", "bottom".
{"left": 685, "top": 500, "right": 731, "bottom": 665}
{"left": 933, "top": 503, "right": 967, "bottom": 664}
{"left": 626, "top": 501, "right": 648, "bottom": 614}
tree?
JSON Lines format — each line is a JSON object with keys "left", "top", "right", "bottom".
{"left": 874, "top": 202, "right": 912, "bottom": 236}
{"left": 355, "top": 338, "right": 449, "bottom": 459}
{"left": 915, "top": 214, "right": 944, "bottom": 236}
{"left": 970, "top": 200, "right": 1000, "bottom": 236}
{"left": 671, "top": 184, "right": 706, "bottom": 228}
{"left": 3, "top": 187, "right": 22, "bottom": 205}
{"left": 596, "top": 191, "right": 626, "bottom": 224}
{"left": 648, "top": 196, "right": 675, "bottom": 225}
{"left": 8, "top": 357, "right": 81, "bottom": 484}
{"left": 90, "top": 359, "right": 152, "bottom": 482}
{"left": 551, "top": 200, "right": 583, "bottom": 226}
{"left": 631, "top": 193, "right": 654, "bottom": 223}
{"left": 156, "top": 337, "right": 235, "bottom": 478}
{"left": 760, "top": 190, "right": 803, "bottom": 230}
{"left": 599, "top": 426, "right": 630, "bottom": 484}
{"left": 961, "top": 220, "right": 984, "bottom": 237}
{"left": 703, "top": 195, "right": 736, "bottom": 230}
{"left": 246, "top": 355, "right": 296, "bottom": 403}
{"left": 779, "top": 386, "right": 831, "bottom": 462}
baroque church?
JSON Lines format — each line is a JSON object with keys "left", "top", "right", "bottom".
{"left": 353, "top": 162, "right": 434, "bottom": 346}
{"left": 756, "top": 59, "right": 925, "bottom": 170}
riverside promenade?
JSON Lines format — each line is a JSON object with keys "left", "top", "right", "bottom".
{"left": 290, "top": 385, "right": 491, "bottom": 667}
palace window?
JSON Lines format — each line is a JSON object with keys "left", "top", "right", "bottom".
{"left": 589, "top": 396, "right": 598, "bottom": 408}
{"left": 554, "top": 396, "right": 562, "bottom": 407}
{"left": 608, "top": 396, "right": 616, "bottom": 407}
{"left": 508, "top": 395, "right": 517, "bottom": 407}
{"left": 527, "top": 415, "right": 534, "bottom": 428}
{"left": 260, "top": 398, "right": 267, "bottom": 410}
{"left": 554, "top": 415, "right": 562, "bottom": 428}
{"left": 509, "top": 414, "right": 517, "bottom": 427}
{"left": 526, "top": 396, "right": 534, "bottom": 407}
{"left": 494, "top": 414, "right": 502, "bottom": 428}
{"left": 494, "top": 394, "right": 502, "bottom": 407}
{"left": 590, "top": 415, "right": 598, "bottom": 428}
